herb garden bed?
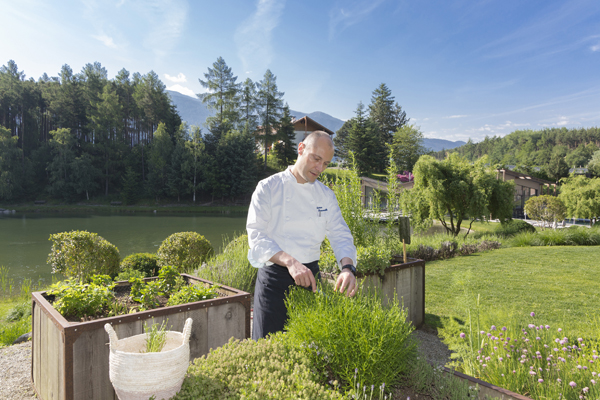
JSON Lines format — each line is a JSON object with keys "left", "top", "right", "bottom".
{"left": 31, "top": 274, "right": 251, "bottom": 400}
{"left": 355, "top": 257, "right": 425, "bottom": 328}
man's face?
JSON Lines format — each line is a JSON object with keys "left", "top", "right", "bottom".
{"left": 292, "top": 137, "right": 334, "bottom": 184}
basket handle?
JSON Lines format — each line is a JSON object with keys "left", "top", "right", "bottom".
{"left": 182, "top": 318, "right": 193, "bottom": 344}
{"left": 104, "top": 323, "right": 119, "bottom": 348}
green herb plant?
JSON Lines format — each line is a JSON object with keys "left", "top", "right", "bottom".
{"left": 284, "top": 283, "right": 417, "bottom": 394}
{"left": 166, "top": 284, "right": 219, "bottom": 306}
{"left": 142, "top": 319, "right": 169, "bottom": 353}
{"left": 47, "top": 278, "right": 116, "bottom": 319}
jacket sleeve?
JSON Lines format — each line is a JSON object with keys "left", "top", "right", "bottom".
{"left": 246, "top": 181, "right": 283, "bottom": 268}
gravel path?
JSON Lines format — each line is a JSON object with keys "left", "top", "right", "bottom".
{"left": 0, "top": 341, "right": 37, "bottom": 400}
{"left": 0, "top": 328, "right": 451, "bottom": 400}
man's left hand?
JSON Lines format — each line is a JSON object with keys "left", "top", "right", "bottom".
{"left": 335, "top": 270, "right": 357, "bottom": 297}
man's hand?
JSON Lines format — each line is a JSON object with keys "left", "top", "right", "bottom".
{"left": 270, "top": 251, "right": 317, "bottom": 292}
{"left": 335, "top": 269, "right": 357, "bottom": 297}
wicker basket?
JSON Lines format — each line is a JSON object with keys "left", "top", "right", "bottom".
{"left": 104, "top": 318, "right": 193, "bottom": 400}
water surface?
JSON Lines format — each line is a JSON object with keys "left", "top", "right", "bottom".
{"left": 0, "top": 212, "right": 247, "bottom": 284}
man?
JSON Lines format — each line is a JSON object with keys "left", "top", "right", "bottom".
{"left": 247, "top": 130, "right": 358, "bottom": 340}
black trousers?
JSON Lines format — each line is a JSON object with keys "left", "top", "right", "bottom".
{"left": 252, "top": 261, "right": 320, "bottom": 340}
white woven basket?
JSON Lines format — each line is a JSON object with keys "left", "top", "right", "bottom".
{"left": 104, "top": 318, "right": 193, "bottom": 400}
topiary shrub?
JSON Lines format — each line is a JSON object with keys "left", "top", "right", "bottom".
{"left": 157, "top": 232, "right": 214, "bottom": 273}
{"left": 47, "top": 230, "right": 120, "bottom": 282}
{"left": 494, "top": 219, "right": 536, "bottom": 238}
{"left": 120, "top": 253, "right": 159, "bottom": 277}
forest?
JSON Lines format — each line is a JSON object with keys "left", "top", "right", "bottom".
{"left": 434, "top": 127, "right": 600, "bottom": 182}
{"left": 0, "top": 58, "right": 296, "bottom": 204}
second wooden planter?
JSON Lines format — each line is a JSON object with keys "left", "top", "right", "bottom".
{"left": 355, "top": 258, "right": 425, "bottom": 328}
{"left": 31, "top": 274, "right": 251, "bottom": 400}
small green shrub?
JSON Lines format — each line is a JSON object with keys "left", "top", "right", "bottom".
{"left": 173, "top": 335, "right": 344, "bottom": 400}
{"left": 47, "top": 230, "right": 120, "bottom": 282}
{"left": 115, "top": 268, "right": 144, "bottom": 282}
{"left": 166, "top": 284, "right": 219, "bottom": 306}
{"left": 133, "top": 280, "right": 162, "bottom": 311}
{"left": 198, "top": 233, "right": 256, "bottom": 293}
{"left": 157, "top": 265, "right": 183, "bottom": 296}
{"left": 120, "top": 253, "right": 159, "bottom": 277}
{"left": 319, "top": 238, "right": 338, "bottom": 274}
{"left": 494, "top": 219, "right": 536, "bottom": 238}
{"left": 356, "top": 244, "right": 391, "bottom": 276}
{"left": 511, "top": 226, "right": 600, "bottom": 247}
{"left": 284, "top": 284, "right": 417, "bottom": 392}
{"left": 47, "top": 279, "right": 116, "bottom": 319}
{"left": 5, "top": 301, "right": 31, "bottom": 322}
{"left": 157, "top": 232, "right": 214, "bottom": 273}
{"left": 0, "top": 317, "right": 32, "bottom": 347}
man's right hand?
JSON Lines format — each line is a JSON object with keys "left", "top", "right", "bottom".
{"left": 270, "top": 251, "right": 317, "bottom": 292}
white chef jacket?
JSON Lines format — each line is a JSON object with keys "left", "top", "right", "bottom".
{"left": 247, "top": 166, "right": 357, "bottom": 270}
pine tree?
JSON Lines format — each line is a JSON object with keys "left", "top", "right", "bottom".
{"left": 368, "top": 83, "right": 409, "bottom": 144}
{"left": 391, "top": 124, "right": 427, "bottom": 172}
{"left": 198, "top": 57, "right": 240, "bottom": 136}
{"left": 346, "top": 102, "right": 382, "bottom": 176}
{"left": 239, "top": 78, "right": 258, "bottom": 134}
{"left": 256, "top": 69, "right": 284, "bottom": 169}
{"left": 274, "top": 105, "right": 296, "bottom": 168}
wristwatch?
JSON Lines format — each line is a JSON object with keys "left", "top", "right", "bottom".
{"left": 341, "top": 263, "right": 356, "bottom": 276}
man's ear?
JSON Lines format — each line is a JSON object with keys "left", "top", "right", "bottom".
{"left": 298, "top": 141, "right": 306, "bottom": 156}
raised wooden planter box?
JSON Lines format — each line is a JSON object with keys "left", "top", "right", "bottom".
{"left": 31, "top": 274, "right": 251, "bottom": 400}
{"left": 443, "top": 367, "right": 533, "bottom": 400}
{"left": 355, "top": 258, "right": 425, "bottom": 328}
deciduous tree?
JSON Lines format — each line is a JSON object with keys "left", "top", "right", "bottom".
{"left": 524, "top": 195, "right": 566, "bottom": 230}
{"left": 391, "top": 124, "right": 427, "bottom": 172}
{"left": 403, "top": 154, "right": 514, "bottom": 237}
{"left": 559, "top": 176, "right": 600, "bottom": 227}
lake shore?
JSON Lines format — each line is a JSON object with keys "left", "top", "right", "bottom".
{"left": 1, "top": 201, "right": 250, "bottom": 215}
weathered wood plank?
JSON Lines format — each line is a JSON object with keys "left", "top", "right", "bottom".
{"left": 32, "top": 303, "right": 42, "bottom": 395}
{"left": 72, "top": 328, "right": 114, "bottom": 399}
{"left": 207, "top": 302, "right": 245, "bottom": 352}
{"left": 185, "top": 308, "right": 209, "bottom": 360}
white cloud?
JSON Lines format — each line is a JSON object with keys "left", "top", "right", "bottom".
{"left": 446, "top": 115, "right": 468, "bottom": 119}
{"left": 166, "top": 84, "right": 196, "bottom": 98}
{"left": 329, "top": 0, "right": 386, "bottom": 41}
{"left": 92, "top": 33, "right": 117, "bottom": 48}
{"left": 591, "top": 43, "right": 600, "bottom": 52}
{"left": 235, "top": 0, "right": 285, "bottom": 76}
{"left": 164, "top": 73, "right": 187, "bottom": 83}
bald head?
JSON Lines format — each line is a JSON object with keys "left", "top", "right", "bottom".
{"left": 303, "top": 130, "right": 334, "bottom": 151}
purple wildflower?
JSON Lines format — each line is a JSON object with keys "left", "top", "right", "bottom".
{"left": 538, "top": 379, "right": 544, "bottom": 383}
{"left": 531, "top": 312, "right": 535, "bottom": 317}
{"left": 460, "top": 332, "right": 466, "bottom": 338}
{"left": 569, "top": 381, "right": 576, "bottom": 388}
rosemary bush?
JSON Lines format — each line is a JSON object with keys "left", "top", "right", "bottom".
{"left": 284, "top": 283, "right": 417, "bottom": 393}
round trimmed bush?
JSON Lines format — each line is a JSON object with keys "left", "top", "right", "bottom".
{"left": 120, "top": 253, "right": 160, "bottom": 277}
{"left": 47, "top": 230, "right": 120, "bottom": 282}
{"left": 157, "top": 232, "right": 214, "bottom": 273}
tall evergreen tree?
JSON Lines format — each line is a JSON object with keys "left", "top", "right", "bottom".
{"left": 198, "top": 57, "right": 240, "bottom": 136}
{"left": 182, "top": 126, "right": 204, "bottom": 202}
{"left": 239, "top": 77, "right": 258, "bottom": 134}
{"left": 47, "top": 128, "right": 78, "bottom": 200}
{"left": 146, "top": 123, "right": 174, "bottom": 201}
{"left": 168, "top": 124, "right": 193, "bottom": 202}
{"left": 368, "top": 83, "right": 409, "bottom": 145}
{"left": 274, "top": 105, "right": 296, "bottom": 168}
{"left": 256, "top": 69, "right": 284, "bottom": 169}
{"left": 346, "top": 102, "right": 383, "bottom": 176}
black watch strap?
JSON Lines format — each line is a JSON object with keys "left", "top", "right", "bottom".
{"left": 341, "top": 264, "right": 356, "bottom": 275}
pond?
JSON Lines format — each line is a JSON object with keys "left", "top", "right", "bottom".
{"left": 0, "top": 212, "right": 248, "bottom": 285}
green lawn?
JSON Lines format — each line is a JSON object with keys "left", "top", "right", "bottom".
{"left": 425, "top": 246, "right": 600, "bottom": 338}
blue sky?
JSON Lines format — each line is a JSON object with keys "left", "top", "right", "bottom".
{"left": 1, "top": 0, "right": 599, "bottom": 142}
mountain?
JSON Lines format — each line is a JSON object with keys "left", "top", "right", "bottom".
{"left": 167, "top": 90, "right": 345, "bottom": 133}
{"left": 167, "top": 90, "right": 213, "bottom": 128}
{"left": 422, "top": 138, "right": 466, "bottom": 152}
{"left": 166, "top": 90, "right": 465, "bottom": 152}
